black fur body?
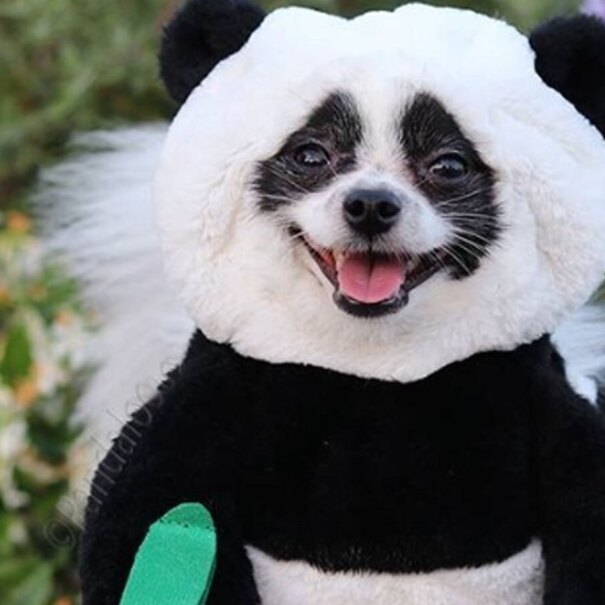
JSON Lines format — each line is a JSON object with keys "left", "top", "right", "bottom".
{"left": 81, "top": 332, "right": 605, "bottom": 605}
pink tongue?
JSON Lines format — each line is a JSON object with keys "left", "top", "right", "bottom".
{"left": 338, "top": 254, "right": 406, "bottom": 304}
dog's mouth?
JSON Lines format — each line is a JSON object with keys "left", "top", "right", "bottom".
{"left": 301, "top": 236, "right": 444, "bottom": 318}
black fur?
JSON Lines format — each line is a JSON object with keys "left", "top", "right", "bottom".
{"left": 81, "top": 333, "right": 605, "bottom": 604}
{"left": 401, "top": 93, "right": 500, "bottom": 278}
{"left": 160, "top": 0, "right": 265, "bottom": 104}
{"left": 254, "top": 92, "right": 363, "bottom": 212}
{"left": 531, "top": 15, "right": 605, "bottom": 137}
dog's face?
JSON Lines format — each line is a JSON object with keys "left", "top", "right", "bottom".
{"left": 155, "top": 4, "right": 605, "bottom": 382}
{"left": 255, "top": 90, "right": 498, "bottom": 319}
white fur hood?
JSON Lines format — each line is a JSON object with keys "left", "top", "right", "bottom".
{"left": 157, "top": 5, "right": 605, "bottom": 383}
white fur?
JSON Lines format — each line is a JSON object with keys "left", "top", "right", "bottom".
{"left": 247, "top": 542, "right": 545, "bottom": 605}
{"left": 553, "top": 305, "right": 605, "bottom": 402}
{"left": 36, "top": 126, "right": 193, "bottom": 446}
{"left": 155, "top": 4, "right": 605, "bottom": 384}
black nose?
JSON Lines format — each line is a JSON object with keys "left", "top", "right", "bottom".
{"left": 343, "top": 188, "right": 403, "bottom": 237}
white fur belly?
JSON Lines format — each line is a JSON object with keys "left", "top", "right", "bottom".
{"left": 247, "top": 541, "right": 544, "bottom": 605}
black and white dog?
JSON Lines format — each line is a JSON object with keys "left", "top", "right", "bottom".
{"left": 45, "top": 1, "right": 605, "bottom": 603}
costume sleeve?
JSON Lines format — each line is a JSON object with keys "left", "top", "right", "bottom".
{"left": 532, "top": 358, "right": 605, "bottom": 605}
{"left": 80, "top": 346, "right": 260, "bottom": 605}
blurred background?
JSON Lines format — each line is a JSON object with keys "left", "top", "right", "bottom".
{"left": 0, "top": 0, "right": 594, "bottom": 602}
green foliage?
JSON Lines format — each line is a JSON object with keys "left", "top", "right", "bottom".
{"left": 0, "top": 0, "right": 584, "bottom": 603}
{"left": 0, "top": 212, "right": 89, "bottom": 605}
{"left": 0, "top": 324, "right": 34, "bottom": 386}
{"left": 0, "top": 0, "right": 173, "bottom": 206}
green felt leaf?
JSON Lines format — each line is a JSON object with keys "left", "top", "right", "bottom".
{"left": 120, "top": 503, "right": 217, "bottom": 605}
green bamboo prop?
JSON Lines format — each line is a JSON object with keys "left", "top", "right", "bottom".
{"left": 119, "top": 503, "right": 217, "bottom": 605}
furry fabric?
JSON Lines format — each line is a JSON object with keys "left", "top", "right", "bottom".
{"left": 160, "top": 0, "right": 265, "bottom": 104}
{"left": 155, "top": 5, "right": 605, "bottom": 383}
{"left": 531, "top": 15, "right": 605, "bottom": 136}
{"left": 81, "top": 333, "right": 605, "bottom": 604}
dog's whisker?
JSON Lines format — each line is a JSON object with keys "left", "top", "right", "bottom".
{"left": 435, "top": 187, "right": 493, "bottom": 206}
{"left": 452, "top": 227, "right": 497, "bottom": 247}
{"left": 442, "top": 243, "right": 473, "bottom": 275}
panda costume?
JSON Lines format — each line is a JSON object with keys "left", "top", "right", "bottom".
{"left": 73, "top": 1, "right": 605, "bottom": 603}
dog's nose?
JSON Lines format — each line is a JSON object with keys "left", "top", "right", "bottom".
{"left": 343, "top": 188, "right": 402, "bottom": 237}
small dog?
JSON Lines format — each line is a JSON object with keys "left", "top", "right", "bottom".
{"left": 42, "top": 2, "right": 605, "bottom": 604}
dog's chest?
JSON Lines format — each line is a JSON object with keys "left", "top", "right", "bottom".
{"left": 247, "top": 543, "right": 545, "bottom": 605}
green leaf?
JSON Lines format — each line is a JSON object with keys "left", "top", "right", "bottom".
{"left": 0, "top": 562, "right": 53, "bottom": 605}
{"left": 0, "top": 558, "right": 40, "bottom": 590}
{"left": 0, "top": 321, "right": 33, "bottom": 385}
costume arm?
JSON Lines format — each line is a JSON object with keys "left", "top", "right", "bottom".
{"left": 532, "top": 361, "right": 605, "bottom": 605}
{"left": 80, "top": 347, "right": 260, "bottom": 605}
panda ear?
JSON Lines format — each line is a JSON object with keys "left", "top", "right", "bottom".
{"left": 160, "top": 0, "right": 265, "bottom": 105}
{"left": 530, "top": 15, "right": 605, "bottom": 136}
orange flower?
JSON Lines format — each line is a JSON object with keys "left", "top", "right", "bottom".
{"left": 6, "top": 211, "right": 32, "bottom": 234}
{"left": 14, "top": 367, "right": 39, "bottom": 407}
{"left": 55, "top": 309, "right": 74, "bottom": 327}
{"left": 0, "top": 284, "right": 10, "bottom": 306}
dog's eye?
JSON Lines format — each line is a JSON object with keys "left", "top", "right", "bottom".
{"left": 428, "top": 154, "right": 468, "bottom": 180}
{"left": 293, "top": 144, "right": 330, "bottom": 169}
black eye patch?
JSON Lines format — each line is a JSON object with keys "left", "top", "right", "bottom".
{"left": 254, "top": 92, "right": 363, "bottom": 212}
{"left": 400, "top": 93, "right": 501, "bottom": 278}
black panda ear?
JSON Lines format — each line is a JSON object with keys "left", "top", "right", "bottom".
{"left": 160, "top": 0, "right": 266, "bottom": 105}
{"left": 530, "top": 15, "right": 605, "bottom": 136}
